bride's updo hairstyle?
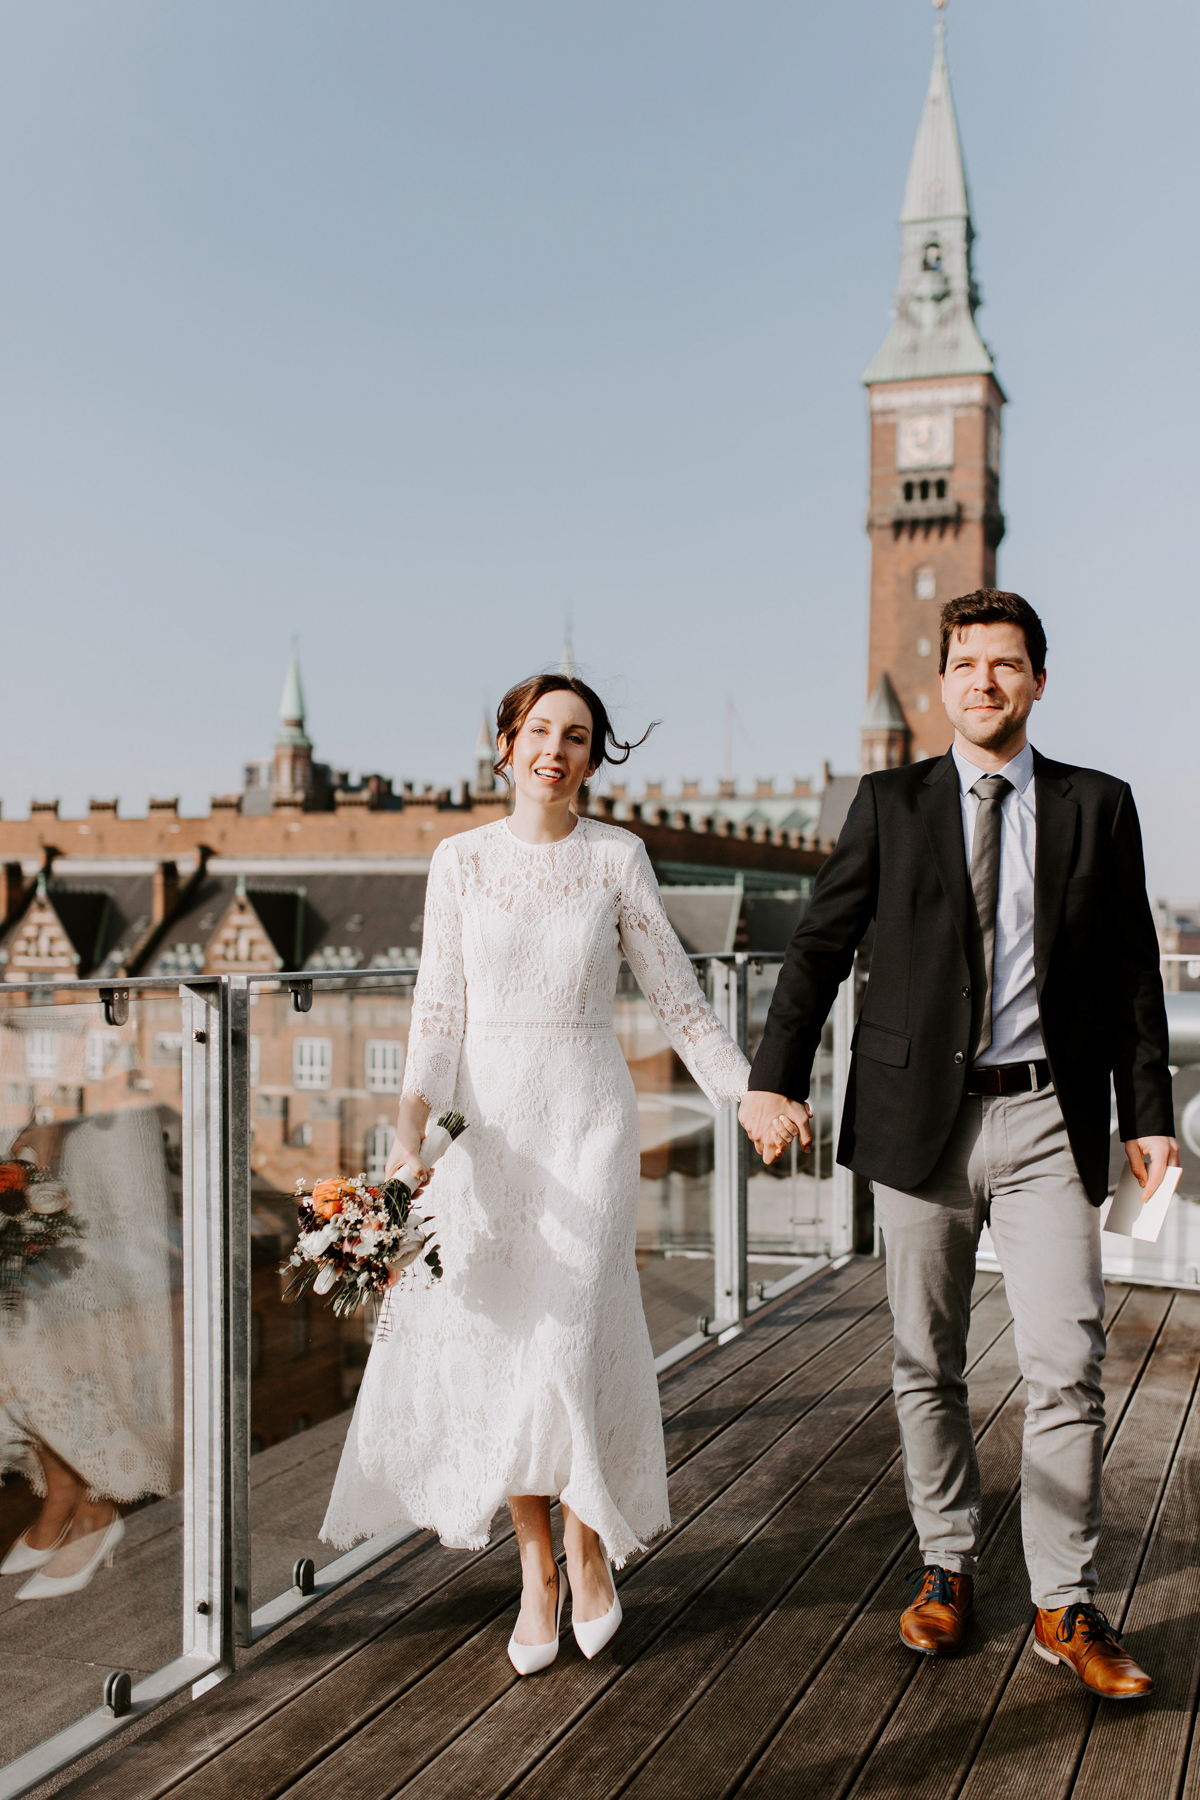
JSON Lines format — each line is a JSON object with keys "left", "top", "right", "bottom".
{"left": 493, "top": 674, "right": 656, "bottom": 785}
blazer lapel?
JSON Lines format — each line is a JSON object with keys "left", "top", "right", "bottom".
{"left": 1033, "top": 751, "right": 1078, "bottom": 995}
{"left": 918, "top": 751, "right": 972, "bottom": 959}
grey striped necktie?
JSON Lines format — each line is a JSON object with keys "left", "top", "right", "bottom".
{"left": 969, "top": 774, "right": 1013, "bottom": 1059}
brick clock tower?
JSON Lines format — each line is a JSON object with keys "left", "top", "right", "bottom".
{"left": 861, "top": 6, "right": 1005, "bottom": 769}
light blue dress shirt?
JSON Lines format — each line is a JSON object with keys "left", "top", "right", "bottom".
{"left": 951, "top": 741, "right": 1045, "bottom": 1067}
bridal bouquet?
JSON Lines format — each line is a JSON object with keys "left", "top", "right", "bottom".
{"left": 281, "top": 1112, "right": 467, "bottom": 1318}
{"left": 0, "top": 1154, "right": 84, "bottom": 1321}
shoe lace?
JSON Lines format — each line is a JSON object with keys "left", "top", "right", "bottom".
{"left": 1057, "top": 1603, "right": 1122, "bottom": 1649}
{"left": 905, "top": 1564, "right": 956, "bottom": 1606}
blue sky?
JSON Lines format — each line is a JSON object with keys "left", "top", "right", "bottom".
{"left": 0, "top": 1, "right": 1196, "bottom": 891}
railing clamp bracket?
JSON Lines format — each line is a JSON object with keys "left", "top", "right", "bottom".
{"left": 103, "top": 1670, "right": 132, "bottom": 1717}
{"left": 99, "top": 987, "right": 129, "bottom": 1027}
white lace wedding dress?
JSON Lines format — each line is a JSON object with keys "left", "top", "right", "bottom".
{"left": 322, "top": 816, "right": 750, "bottom": 1565}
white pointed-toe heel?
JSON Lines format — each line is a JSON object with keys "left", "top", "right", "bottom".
{"left": 507, "top": 1563, "right": 569, "bottom": 1676}
{"left": 0, "top": 1519, "right": 70, "bottom": 1576}
{"left": 572, "top": 1559, "right": 622, "bottom": 1660}
{"left": 16, "top": 1515, "right": 124, "bottom": 1601}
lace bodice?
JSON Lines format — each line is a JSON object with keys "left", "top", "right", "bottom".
{"left": 404, "top": 817, "right": 749, "bottom": 1114}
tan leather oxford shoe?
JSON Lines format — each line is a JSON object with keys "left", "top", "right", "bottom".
{"left": 1033, "top": 1604, "right": 1152, "bottom": 1700}
{"left": 899, "top": 1565, "right": 974, "bottom": 1655}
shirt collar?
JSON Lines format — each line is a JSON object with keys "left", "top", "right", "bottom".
{"left": 952, "top": 740, "right": 1035, "bottom": 798}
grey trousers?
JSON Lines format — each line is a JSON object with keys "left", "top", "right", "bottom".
{"left": 874, "top": 1083, "right": 1106, "bottom": 1609}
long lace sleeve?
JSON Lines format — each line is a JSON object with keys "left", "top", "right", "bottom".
{"left": 618, "top": 839, "right": 750, "bottom": 1109}
{"left": 404, "top": 838, "right": 466, "bottom": 1112}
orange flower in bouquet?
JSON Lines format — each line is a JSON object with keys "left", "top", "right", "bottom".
{"left": 311, "top": 1177, "right": 357, "bottom": 1220}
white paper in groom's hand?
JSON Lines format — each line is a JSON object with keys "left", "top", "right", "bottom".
{"left": 1103, "top": 1162, "right": 1183, "bottom": 1243}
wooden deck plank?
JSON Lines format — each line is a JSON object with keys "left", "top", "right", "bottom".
{"left": 90, "top": 1263, "right": 906, "bottom": 1800}
{"left": 53, "top": 1262, "right": 1200, "bottom": 1800}
{"left": 656, "top": 1259, "right": 893, "bottom": 1420}
{"left": 618, "top": 1280, "right": 1151, "bottom": 1800}
{"left": 956, "top": 1293, "right": 1200, "bottom": 1800}
{"left": 1073, "top": 1344, "right": 1200, "bottom": 1800}
{"left": 606, "top": 1319, "right": 1026, "bottom": 1800}
{"left": 743, "top": 1284, "right": 1185, "bottom": 1800}
{"left": 826, "top": 1285, "right": 1172, "bottom": 1800}
{"left": 55, "top": 1262, "right": 898, "bottom": 1800}
{"left": 390, "top": 1292, "right": 1019, "bottom": 1800}
{"left": 252, "top": 1300, "right": 930, "bottom": 1800}
{"left": 195, "top": 1275, "right": 1005, "bottom": 1800}
{"left": 301, "top": 1348, "right": 913, "bottom": 1800}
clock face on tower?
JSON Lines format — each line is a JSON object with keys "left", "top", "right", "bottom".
{"left": 896, "top": 411, "right": 953, "bottom": 470}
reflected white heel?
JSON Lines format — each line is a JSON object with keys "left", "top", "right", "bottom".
{"left": 507, "top": 1563, "right": 569, "bottom": 1676}
{"left": 16, "top": 1515, "right": 124, "bottom": 1601}
{"left": 0, "top": 1519, "right": 70, "bottom": 1575}
{"left": 572, "top": 1559, "right": 622, "bottom": 1660}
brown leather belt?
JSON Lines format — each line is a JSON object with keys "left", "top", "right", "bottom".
{"left": 964, "top": 1060, "right": 1051, "bottom": 1096}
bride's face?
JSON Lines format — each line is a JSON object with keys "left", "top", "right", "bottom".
{"left": 505, "top": 689, "right": 596, "bottom": 806}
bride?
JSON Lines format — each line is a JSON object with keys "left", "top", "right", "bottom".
{"left": 322, "top": 672, "right": 750, "bottom": 1673}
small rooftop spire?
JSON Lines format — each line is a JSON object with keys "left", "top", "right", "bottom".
{"left": 860, "top": 672, "right": 908, "bottom": 732}
{"left": 279, "top": 637, "right": 305, "bottom": 726}
{"left": 475, "top": 709, "right": 493, "bottom": 753}
{"left": 275, "top": 639, "right": 312, "bottom": 752}
{"left": 557, "top": 614, "right": 577, "bottom": 679}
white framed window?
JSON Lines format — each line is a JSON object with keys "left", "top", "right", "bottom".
{"left": 292, "top": 1037, "right": 332, "bottom": 1091}
{"left": 151, "top": 1032, "right": 184, "bottom": 1066}
{"left": 85, "top": 1030, "right": 118, "bottom": 1083}
{"left": 250, "top": 1035, "right": 261, "bottom": 1088}
{"left": 365, "top": 1040, "right": 403, "bottom": 1094}
{"left": 366, "top": 1124, "right": 395, "bottom": 1180}
{"left": 25, "top": 1032, "right": 60, "bottom": 1080}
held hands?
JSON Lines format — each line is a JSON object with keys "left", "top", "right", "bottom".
{"left": 738, "top": 1092, "right": 813, "bottom": 1165}
{"left": 1125, "top": 1136, "right": 1181, "bottom": 1206}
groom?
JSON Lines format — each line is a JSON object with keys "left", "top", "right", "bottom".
{"left": 741, "top": 590, "right": 1177, "bottom": 1699}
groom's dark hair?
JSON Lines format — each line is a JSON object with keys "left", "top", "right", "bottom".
{"left": 494, "top": 674, "right": 656, "bottom": 785}
{"left": 939, "top": 590, "right": 1047, "bottom": 676}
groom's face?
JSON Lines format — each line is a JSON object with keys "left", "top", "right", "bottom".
{"left": 940, "top": 621, "right": 1046, "bottom": 752}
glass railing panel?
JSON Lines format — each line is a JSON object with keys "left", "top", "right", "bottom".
{"left": 613, "top": 967, "right": 720, "bottom": 1357}
{"left": 243, "top": 974, "right": 417, "bottom": 1611}
{"left": 1093, "top": 1060, "right": 1200, "bottom": 1286}
{"left": 745, "top": 960, "right": 836, "bottom": 1266}
{"left": 0, "top": 985, "right": 186, "bottom": 1768}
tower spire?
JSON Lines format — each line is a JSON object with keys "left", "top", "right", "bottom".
{"left": 863, "top": 3, "right": 992, "bottom": 384}
{"left": 274, "top": 638, "right": 313, "bottom": 804}
{"left": 557, "top": 612, "right": 577, "bottom": 679}
{"left": 279, "top": 636, "right": 306, "bottom": 729}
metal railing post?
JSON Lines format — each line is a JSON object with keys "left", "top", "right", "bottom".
{"left": 227, "top": 978, "right": 252, "bottom": 1649}
{"left": 829, "top": 974, "right": 855, "bottom": 1258}
{"left": 180, "top": 982, "right": 234, "bottom": 1687}
{"left": 711, "top": 957, "right": 749, "bottom": 1329}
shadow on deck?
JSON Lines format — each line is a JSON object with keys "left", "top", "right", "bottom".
{"left": 44, "top": 1257, "right": 1200, "bottom": 1800}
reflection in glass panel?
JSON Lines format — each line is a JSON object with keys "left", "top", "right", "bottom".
{"left": 746, "top": 962, "right": 836, "bottom": 1259}
{"left": 0, "top": 992, "right": 184, "bottom": 1768}
{"left": 245, "top": 977, "right": 416, "bottom": 1609}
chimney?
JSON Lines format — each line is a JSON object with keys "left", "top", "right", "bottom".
{"left": 152, "top": 860, "right": 180, "bottom": 927}
{"left": 0, "top": 864, "right": 24, "bottom": 923}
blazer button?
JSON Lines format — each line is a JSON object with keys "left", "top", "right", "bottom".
{"left": 954, "top": 1051, "right": 965, "bottom": 1065}
{"left": 962, "top": 985, "right": 971, "bottom": 998}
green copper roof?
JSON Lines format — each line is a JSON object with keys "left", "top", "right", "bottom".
{"left": 276, "top": 645, "right": 311, "bottom": 749}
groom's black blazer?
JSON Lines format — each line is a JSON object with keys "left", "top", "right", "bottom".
{"left": 748, "top": 747, "right": 1174, "bottom": 1205}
